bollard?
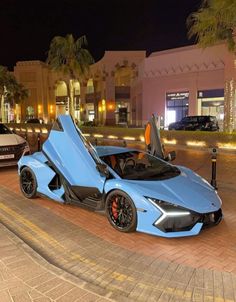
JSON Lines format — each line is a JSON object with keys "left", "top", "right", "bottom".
{"left": 37, "top": 133, "right": 41, "bottom": 151}
{"left": 210, "top": 148, "right": 218, "bottom": 190}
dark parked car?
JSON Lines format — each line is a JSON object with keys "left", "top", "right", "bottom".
{"left": 25, "top": 118, "right": 41, "bottom": 124}
{"left": 168, "top": 116, "right": 219, "bottom": 131}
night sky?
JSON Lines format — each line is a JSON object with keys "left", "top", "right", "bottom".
{"left": 0, "top": 0, "right": 202, "bottom": 70}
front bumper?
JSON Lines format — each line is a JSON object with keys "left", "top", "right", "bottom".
{"left": 0, "top": 143, "right": 30, "bottom": 167}
{"left": 136, "top": 206, "right": 222, "bottom": 238}
{"left": 154, "top": 208, "right": 222, "bottom": 233}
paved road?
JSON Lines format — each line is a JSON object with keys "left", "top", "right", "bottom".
{"left": 0, "top": 149, "right": 236, "bottom": 301}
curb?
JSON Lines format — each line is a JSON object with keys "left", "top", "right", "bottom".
{"left": 0, "top": 223, "right": 117, "bottom": 301}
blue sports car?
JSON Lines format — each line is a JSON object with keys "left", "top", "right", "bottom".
{"left": 18, "top": 115, "right": 222, "bottom": 238}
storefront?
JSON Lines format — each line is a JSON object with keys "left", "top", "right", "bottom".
{"left": 115, "top": 101, "right": 130, "bottom": 125}
{"left": 85, "top": 103, "right": 95, "bottom": 122}
{"left": 166, "top": 91, "right": 189, "bottom": 126}
{"left": 197, "top": 89, "right": 224, "bottom": 130}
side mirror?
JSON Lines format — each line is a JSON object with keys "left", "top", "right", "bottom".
{"left": 96, "top": 163, "right": 109, "bottom": 178}
{"left": 165, "top": 150, "right": 176, "bottom": 162}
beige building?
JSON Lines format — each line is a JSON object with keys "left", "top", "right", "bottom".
{"left": 13, "top": 51, "right": 146, "bottom": 126}
{"left": 6, "top": 44, "right": 236, "bottom": 130}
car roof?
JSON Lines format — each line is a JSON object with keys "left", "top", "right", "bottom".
{"left": 95, "top": 146, "right": 135, "bottom": 157}
{"left": 183, "top": 115, "right": 215, "bottom": 118}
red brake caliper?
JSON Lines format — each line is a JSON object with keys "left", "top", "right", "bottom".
{"left": 111, "top": 197, "right": 119, "bottom": 220}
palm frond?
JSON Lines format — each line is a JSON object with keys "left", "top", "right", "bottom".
{"left": 47, "top": 34, "right": 94, "bottom": 78}
{"left": 187, "top": 0, "right": 236, "bottom": 52}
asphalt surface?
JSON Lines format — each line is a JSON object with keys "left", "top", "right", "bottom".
{"left": 0, "top": 148, "right": 236, "bottom": 301}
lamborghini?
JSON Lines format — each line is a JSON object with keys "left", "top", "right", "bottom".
{"left": 18, "top": 115, "right": 222, "bottom": 238}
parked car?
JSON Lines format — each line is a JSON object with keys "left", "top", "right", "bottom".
{"left": 0, "top": 124, "right": 30, "bottom": 167}
{"left": 168, "top": 115, "right": 219, "bottom": 131}
{"left": 18, "top": 115, "right": 222, "bottom": 238}
{"left": 25, "top": 118, "right": 41, "bottom": 124}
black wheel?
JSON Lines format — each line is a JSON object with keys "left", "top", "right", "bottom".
{"left": 105, "top": 190, "right": 137, "bottom": 232}
{"left": 20, "top": 167, "right": 37, "bottom": 198}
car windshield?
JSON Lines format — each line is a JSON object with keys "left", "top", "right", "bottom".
{"left": 101, "top": 151, "right": 180, "bottom": 180}
{"left": 182, "top": 116, "right": 197, "bottom": 123}
{"left": 0, "top": 124, "right": 12, "bottom": 135}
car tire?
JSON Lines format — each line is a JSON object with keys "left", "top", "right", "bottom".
{"left": 20, "top": 167, "right": 37, "bottom": 199}
{"left": 105, "top": 190, "right": 137, "bottom": 232}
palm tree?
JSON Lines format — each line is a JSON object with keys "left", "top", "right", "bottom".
{"left": 47, "top": 34, "right": 94, "bottom": 119}
{"left": 0, "top": 66, "right": 9, "bottom": 122}
{"left": 187, "top": 0, "right": 236, "bottom": 132}
{"left": 0, "top": 65, "right": 28, "bottom": 123}
{"left": 7, "top": 81, "right": 28, "bottom": 122}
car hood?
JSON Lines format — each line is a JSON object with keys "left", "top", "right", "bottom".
{"left": 169, "top": 121, "right": 180, "bottom": 126}
{"left": 123, "top": 166, "right": 221, "bottom": 213}
{"left": 0, "top": 134, "right": 25, "bottom": 146}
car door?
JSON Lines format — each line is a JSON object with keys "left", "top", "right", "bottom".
{"left": 42, "top": 115, "right": 107, "bottom": 200}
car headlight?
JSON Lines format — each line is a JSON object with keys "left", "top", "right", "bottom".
{"left": 146, "top": 197, "right": 195, "bottom": 232}
{"left": 146, "top": 197, "right": 191, "bottom": 216}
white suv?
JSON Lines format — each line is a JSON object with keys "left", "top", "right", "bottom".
{"left": 0, "top": 124, "right": 30, "bottom": 167}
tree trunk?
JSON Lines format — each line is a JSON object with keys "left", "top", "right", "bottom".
{"left": 224, "top": 79, "right": 236, "bottom": 132}
{"left": 223, "top": 52, "right": 236, "bottom": 132}
{"left": 69, "top": 79, "right": 75, "bottom": 119}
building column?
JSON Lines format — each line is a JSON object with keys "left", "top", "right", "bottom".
{"left": 188, "top": 86, "right": 198, "bottom": 116}
{"left": 80, "top": 84, "right": 86, "bottom": 122}
{"left": 105, "top": 73, "right": 116, "bottom": 125}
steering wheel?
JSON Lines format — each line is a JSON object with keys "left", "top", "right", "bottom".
{"left": 123, "top": 158, "right": 136, "bottom": 171}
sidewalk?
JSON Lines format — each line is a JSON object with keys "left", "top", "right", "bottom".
{"left": 0, "top": 224, "right": 114, "bottom": 302}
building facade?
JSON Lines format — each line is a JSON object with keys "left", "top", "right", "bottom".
{"left": 13, "top": 51, "right": 145, "bottom": 126}
{"left": 6, "top": 43, "right": 236, "bottom": 129}
{"left": 142, "top": 44, "right": 230, "bottom": 130}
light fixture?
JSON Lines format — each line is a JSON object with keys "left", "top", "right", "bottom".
{"left": 94, "top": 134, "right": 104, "bottom": 138}
{"left": 186, "top": 141, "right": 206, "bottom": 147}
{"left": 108, "top": 135, "right": 118, "bottom": 139}
{"left": 163, "top": 138, "right": 177, "bottom": 145}
{"left": 123, "top": 136, "right": 135, "bottom": 141}
{"left": 38, "top": 105, "right": 42, "bottom": 114}
{"left": 42, "top": 128, "right": 48, "bottom": 134}
{"left": 49, "top": 105, "right": 53, "bottom": 114}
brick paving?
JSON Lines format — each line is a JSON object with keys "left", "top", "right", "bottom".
{"left": 0, "top": 224, "right": 114, "bottom": 302}
{"left": 0, "top": 149, "right": 236, "bottom": 301}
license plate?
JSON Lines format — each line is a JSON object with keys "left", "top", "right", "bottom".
{"left": 0, "top": 154, "right": 14, "bottom": 160}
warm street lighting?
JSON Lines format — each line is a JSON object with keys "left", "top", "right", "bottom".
{"left": 186, "top": 141, "right": 206, "bottom": 147}
{"left": 49, "top": 105, "right": 54, "bottom": 114}
{"left": 163, "top": 138, "right": 177, "bottom": 145}
{"left": 38, "top": 105, "right": 42, "bottom": 114}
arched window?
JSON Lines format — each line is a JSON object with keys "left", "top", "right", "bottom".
{"left": 87, "top": 79, "right": 94, "bottom": 94}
